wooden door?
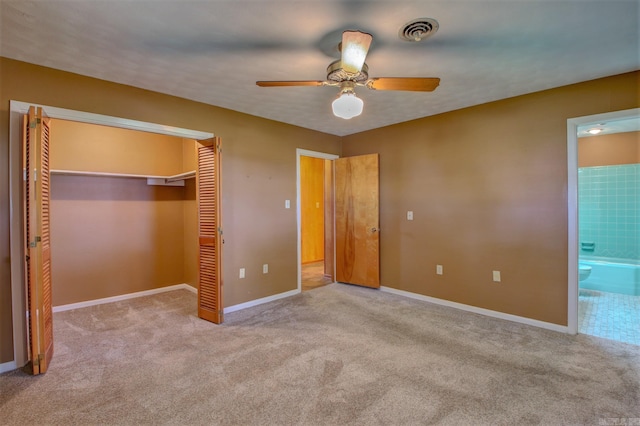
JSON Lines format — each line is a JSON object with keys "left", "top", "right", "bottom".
{"left": 23, "top": 106, "right": 54, "bottom": 374}
{"left": 323, "top": 159, "right": 335, "bottom": 281}
{"left": 335, "top": 154, "right": 380, "bottom": 288}
{"left": 196, "top": 137, "right": 223, "bottom": 324}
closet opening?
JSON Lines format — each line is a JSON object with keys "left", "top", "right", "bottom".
{"left": 9, "top": 101, "right": 218, "bottom": 372}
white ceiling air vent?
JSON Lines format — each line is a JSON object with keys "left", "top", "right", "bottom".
{"left": 399, "top": 18, "right": 439, "bottom": 42}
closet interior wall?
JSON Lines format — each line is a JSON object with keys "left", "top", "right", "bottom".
{"left": 49, "top": 119, "right": 198, "bottom": 306}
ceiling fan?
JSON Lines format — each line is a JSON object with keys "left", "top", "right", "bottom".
{"left": 256, "top": 30, "right": 440, "bottom": 119}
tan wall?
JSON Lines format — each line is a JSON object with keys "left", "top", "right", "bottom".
{"left": 0, "top": 57, "right": 341, "bottom": 363}
{"left": 51, "top": 119, "right": 185, "bottom": 175}
{"left": 183, "top": 139, "right": 198, "bottom": 289}
{"left": 578, "top": 131, "right": 640, "bottom": 167}
{"left": 50, "top": 176, "right": 185, "bottom": 305}
{"left": 341, "top": 71, "right": 639, "bottom": 326}
{"left": 300, "top": 156, "right": 325, "bottom": 263}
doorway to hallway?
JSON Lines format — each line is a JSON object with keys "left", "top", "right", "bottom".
{"left": 296, "top": 149, "right": 338, "bottom": 292}
{"left": 296, "top": 149, "right": 381, "bottom": 292}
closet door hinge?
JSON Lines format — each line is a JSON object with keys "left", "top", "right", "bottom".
{"left": 33, "top": 353, "right": 43, "bottom": 366}
{"left": 29, "top": 236, "right": 41, "bottom": 248}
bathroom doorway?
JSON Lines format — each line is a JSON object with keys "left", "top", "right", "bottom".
{"left": 568, "top": 108, "right": 640, "bottom": 345}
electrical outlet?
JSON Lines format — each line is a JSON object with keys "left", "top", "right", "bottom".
{"left": 436, "top": 264, "right": 443, "bottom": 275}
{"left": 239, "top": 268, "right": 245, "bottom": 279}
{"left": 492, "top": 270, "right": 501, "bottom": 282}
{"left": 263, "top": 264, "right": 268, "bottom": 274}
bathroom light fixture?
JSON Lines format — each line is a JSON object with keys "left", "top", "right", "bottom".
{"left": 587, "top": 128, "right": 603, "bottom": 135}
{"left": 332, "top": 82, "right": 363, "bottom": 119}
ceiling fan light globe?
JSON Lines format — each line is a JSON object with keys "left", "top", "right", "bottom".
{"left": 332, "top": 93, "right": 364, "bottom": 119}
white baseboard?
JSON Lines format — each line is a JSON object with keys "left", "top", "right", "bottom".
{"left": 53, "top": 284, "right": 196, "bottom": 313}
{"left": 380, "top": 286, "right": 569, "bottom": 334}
{"left": 53, "top": 283, "right": 567, "bottom": 336}
{"left": 224, "top": 289, "right": 300, "bottom": 314}
{"left": 0, "top": 360, "right": 18, "bottom": 374}
{"left": 51, "top": 282, "right": 299, "bottom": 317}
{"left": 181, "top": 284, "right": 197, "bottom": 294}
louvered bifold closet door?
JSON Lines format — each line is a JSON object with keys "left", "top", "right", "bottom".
{"left": 196, "top": 137, "right": 223, "bottom": 324}
{"left": 23, "top": 106, "right": 54, "bottom": 374}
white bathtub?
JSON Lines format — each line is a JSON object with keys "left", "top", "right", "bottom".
{"left": 579, "top": 259, "right": 640, "bottom": 296}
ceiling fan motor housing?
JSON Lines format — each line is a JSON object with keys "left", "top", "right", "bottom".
{"left": 327, "top": 60, "right": 369, "bottom": 83}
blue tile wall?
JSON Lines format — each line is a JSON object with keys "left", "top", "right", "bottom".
{"left": 578, "top": 164, "right": 640, "bottom": 261}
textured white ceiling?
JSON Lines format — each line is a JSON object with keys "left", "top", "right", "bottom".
{"left": 1, "top": 0, "right": 638, "bottom": 136}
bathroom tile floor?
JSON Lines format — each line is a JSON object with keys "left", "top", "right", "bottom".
{"left": 578, "top": 289, "right": 640, "bottom": 346}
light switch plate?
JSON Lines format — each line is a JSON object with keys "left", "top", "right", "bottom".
{"left": 285, "top": 200, "right": 290, "bottom": 209}
{"left": 493, "top": 270, "right": 501, "bottom": 282}
{"left": 407, "top": 211, "right": 414, "bottom": 220}
{"left": 239, "top": 268, "right": 245, "bottom": 279}
{"left": 263, "top": 264, "right": 268, "bottom": 274}
{"left": 436, "top": 265, "right": 443, "bottom": 275}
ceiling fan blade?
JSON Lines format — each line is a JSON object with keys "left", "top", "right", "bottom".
{"left": 341, "top": 30, "right": 373, "bottom": 74}
{"left": 367, "top": 77, "right": 440, "bottom": 92}
{"left": 256, "top": 81, "right": 326, "bottom": 87}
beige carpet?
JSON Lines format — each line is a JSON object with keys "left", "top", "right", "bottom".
{"left": 1, "top": 284, "right": 639, "bottom": 425}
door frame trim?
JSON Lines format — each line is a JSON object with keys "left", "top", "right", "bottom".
{"left": 9, "top": 100, "right": 213, "bottom": 368}
{"left": 565, "top": 107, "right": 639, "bottom": 334}
{"left": 296, "top": 149, "right": 339, "bottom": 292}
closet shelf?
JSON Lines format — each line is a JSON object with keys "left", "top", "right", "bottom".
{"left": 165, "top": 171, "right": 196, "bottom": 182}
{"left": 50, "top": 169, "right": 196, "bottom": 186}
